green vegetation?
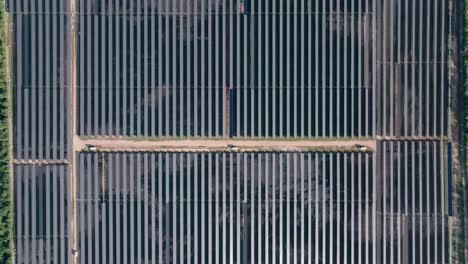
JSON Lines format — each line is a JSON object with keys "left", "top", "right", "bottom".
{"left": 0, "top": 0, "right": 12, "bottom": 263}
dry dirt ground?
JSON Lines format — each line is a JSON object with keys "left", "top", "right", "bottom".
{"left": 73, "top": 135, "right": 377, "bottom": 152}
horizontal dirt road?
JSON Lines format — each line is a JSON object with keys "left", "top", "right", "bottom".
{"left": 74, "top": 136, "right": 377, "bottom": 152}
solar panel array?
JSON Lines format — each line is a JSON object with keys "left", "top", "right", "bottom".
{"left": 12, "top": 6, "right": 71, "bottom": 160}
{"left": 77, "top": 151, "right": 376, "bottom": 263}
{"left": 7, "top": 0, "right": 454, "bottom": 263}
{"left": 14, "top": 165, "right": 72, "bottom": 264}
{"left": 73, "top": 0, "right": 449, "bottom": 138}
{"left": 75, "top": 0, "right": 375, "bottom": 138}
{"left": 376, "top": 0, "right": 449, "bottom": 137}
{"left": 7, "top": 0, "right": 68, "bottom": 14}
{"left": 377, "top": 140, "right": 450, "bottom": 263}
{"left": 9, "top": 2, "right": 73, "bottom": 264}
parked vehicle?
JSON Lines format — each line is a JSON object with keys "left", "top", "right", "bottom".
{"left": 227, "top": 144, "right": 240, "bottom": 151}
{"left": 85, "top": 144, "right": 98, "bottom": 152}
{"left": 354, "top": 144, "right": 368, "bottom": 151}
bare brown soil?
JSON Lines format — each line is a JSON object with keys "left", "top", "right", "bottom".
{"left": 74, "top": 136, "right": 377, "bottom": 152}
{"left": 69, "top": 0, "right": 78, "bottom": 262}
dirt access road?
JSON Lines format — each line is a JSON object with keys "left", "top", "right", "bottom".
{"left": 74, "top": 136, "right": 377, "bottom": 152}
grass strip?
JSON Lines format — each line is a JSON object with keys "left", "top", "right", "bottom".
{"left": 0, "top": 0, "right": 12, "bottom": 263}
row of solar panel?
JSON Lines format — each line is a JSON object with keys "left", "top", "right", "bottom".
{"left": 11, "top": 0, "right": 449, "bottom": 160}
{"left": 14, "top": 144, "right": 451, "bottom": 263}
{"left": 7, "top": 0, "right": 372, "bottom": 15}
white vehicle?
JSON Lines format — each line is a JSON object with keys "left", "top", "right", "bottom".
{"left": 355, "top": 144, "right": 368, "bottom": 151}
{"left": 85, "top": 144, "right": 98, "bottom": 152}
{"left": 227, "top": 144, "right": 240, "bottom": 151}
